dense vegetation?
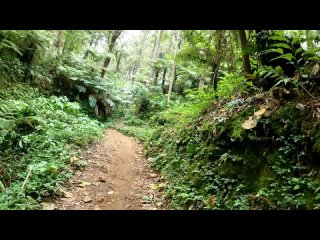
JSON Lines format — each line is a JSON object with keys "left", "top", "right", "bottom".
{"left": 1, "top": 30, "right": 320, "bottom": 209}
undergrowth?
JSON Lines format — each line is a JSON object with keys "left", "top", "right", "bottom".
{"left": 0, "top": 82, "right": 103, "bottom": 209}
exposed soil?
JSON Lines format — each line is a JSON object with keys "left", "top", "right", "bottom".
{"left": 42, "top": 128, "right": 164, "bottom": 210}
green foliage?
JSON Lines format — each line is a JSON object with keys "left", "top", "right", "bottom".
{"left": 2, "top": 29, "right": 320, "bottom": 211}
{"left": 0, "top": 83, "right": 103, "bottom": 209}
{"left": 217, "top": 73, "right": 252, "bottom": 99}
{"left": 145, "top": 92, "right": 320, "bottom": 210}
{"left": 113, "top": 123, "right": 156, "bottom": 142}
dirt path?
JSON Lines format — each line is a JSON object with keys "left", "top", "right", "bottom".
{"left": 43, "top": 129, "right": 164, "bottom": 210}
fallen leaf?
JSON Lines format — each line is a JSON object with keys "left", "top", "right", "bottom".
{"left": 83, "top": 196, "right": 92, "bottom": 203}
{"left": 311, "top": 63, "right": 320, "bottom": 76}
{"left": 296, "top": 103, "right": 305, "bottom": 111}
{"left": 150, "top": 184, "right": 158, "bottom": 190}
{"left": 241, "top": 117, "right": 258, "bottom": 130}
{"left": 70, "top": 156, "right": 79, "bottom": 163}
{"left": 63, "top": 191, "right": 73, "bottom": 198}
{"left": 76, "top": 181, "right": 92, "bottom": 188}
{"left": 209, "top": 195, "right": 216, "bottom": 206}
{"left": 149, "top": 173, "right": 158, "bottom": 178}
{"left": 141, "top": 195, "right": 152, "bottom": 203}
{"left": 254, "top": 107, "right": 267, "bottom": 117}
{"left": 61, "top": 197, "right": 74, "bottom": 202}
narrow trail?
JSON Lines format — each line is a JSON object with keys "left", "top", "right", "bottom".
{"left": 44, "top": 129, "right": 164, "bottom": 210}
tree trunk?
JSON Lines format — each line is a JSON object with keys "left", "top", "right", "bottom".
{"left": 154, "top": 68, "right": 160, "bottom": 85}
{"left": 162, "top": 65, "right": 167, "bottom": 93}
{"left": 101, "top": 57, "right": 111, "bottom": 78}
{"left": 211, "top": 62, "right": 219, "bottom": 91}
{"left": 150, "top": 30, "right": 163, "bottom": 85}
{"left": 239, "top": 30, "right": 252, "bottom": 75}
{"left": 199, "top": 74, "right": 205, "bottom": 90}
{"left": 54, "top": 30, "right": 64, "bottom": 56}
{"left": 133, "top": 31, "right": 148, "bottom": 77}
{"left": 101, "top": 30, "right": 122, "bottom": 78}
{"left": 167, "top": 30, "right": 180, "bottom": 103}
{"left": 115, "top": 52, "right": 122, "bottom": 72}
{"left": 83, "top": 34, "right": 95, "bottom": 59}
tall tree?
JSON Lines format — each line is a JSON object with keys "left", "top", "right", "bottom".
{"left": 83, "top": 31, "right": 96, "bottom": 60}
{"left": 54, "top": 30, "right": 64, "bottom": 57}
{"left": 115, "top": 49, "right": 124, "bottom": 72}
{"left": 126, "top": 31, "right": 149, "bottom": 81}
{"left": 239, "top": 30, "right": 252, "bottom": 75}
{"left": 149, "top": 30, "right": 163, "bottom": 85}
{"left": 162, "top": 31, "right": 174, "bottom": 93}
{"left": 167, "top": 30, "right": 180, "bottom": 103}
{"left": 101, "top": 30, "right": 122, "bottom": 78}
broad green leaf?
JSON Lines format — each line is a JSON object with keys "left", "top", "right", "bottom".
{"left": 187, "top": 144, "right": 196, "bottom": 155}
{"left": 275, "top": 66, "right": 283, "bottom": 74}
{"left": 283, "top": 78, "right": 291, "bottom": 85}
{"left": 261, "top": 48, "right": 284, "bottom": 55}
{"left": 271, "top": 53, "right": 294, "bottom": 62}
{"left": 271, "top": 43, "right": 292, "bottom": 50}
{"left": 293, "top": 185, "right": 300, "bottom": 190}
{"left": 292, "top": 37, "right": 300, "bottom": 45}
{"left": 295, "top": 48, "right": 303, "bottom": 55}
{"left": 270, "top": 35, "right": 289, "bottom": 42}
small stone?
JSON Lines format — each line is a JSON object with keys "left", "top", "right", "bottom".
{"left": 125, "top": 204, "right": 131, "bottom": 208}
{"left": 97, "top": 197, "right": 104, "bottom": 202}
{"left": 83, "top": 196, "right": 92, "bottom": 203}
{"left": 107, "top": 190, "right": 114, "bottom": 195}
{"left": 96, "top": 193, "right": 104, "bottom": 202}
{"left": 64, "top": 192, "right": 73, "bottom": 198}
{"left": 296, "top": 103, "right": 305, "bottom": 111}
{"left": 93, "top": 205, "right": 101, "bottom": 210}
{"left": 98, "top": 177, "right": 106, "bottom": 183}
{"left": 42, "top": 203, "right": 55, "bottom": 210}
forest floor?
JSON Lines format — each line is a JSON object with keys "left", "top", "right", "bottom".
{"left": 42, "top": 129, "right": 164, "bottom": 210}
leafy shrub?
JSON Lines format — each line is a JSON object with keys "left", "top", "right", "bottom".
{"left": 0, "top": 83, "right": 103, "bottom": 209}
